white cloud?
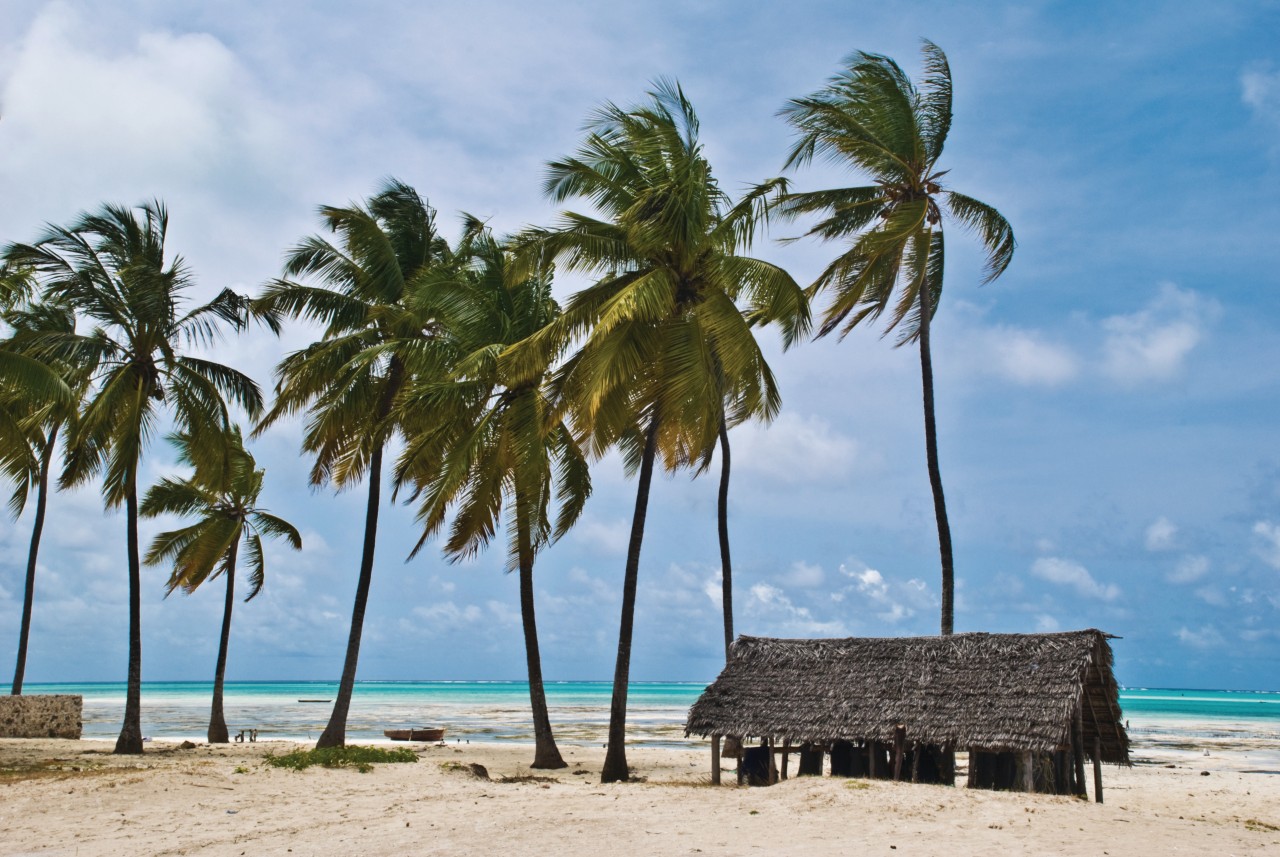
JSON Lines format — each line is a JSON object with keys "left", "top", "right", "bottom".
{"left": 485, "top": 599, "right": 521, "bottom": 626}
{"left": 780, "top": 560, "right": 825, "bottom": 588}
{"left": 0, "top": 6, "right": 295, "bottom": 217}
{"left": 990, "top": 329, "right": 1079, "bottom": 386}
{"left": 746, "top": 583, "right": 848, "bottom": 636}
{"left": 1176, "top": 625, "right": 1224, "bottom": 650}
{"left": 1242, "top": 65, "right": 1280, "bottom": 130}
{"left": 1145, "top": 517, "right": 1177, "bottom": 551}
{"left": 1252, "top": 521, "right": 1280, "bottom": 569}
{"left": 1193, "top": 586, "right": 1228, "bottom": 607}
{"left": 850, "top": 567, "right": 887, "bottom": 597}
{"left": 1035, "top": 614, "right": 1060, "bottom": 632}
{"left": 1167, "top": 555, "right": 1209, "bottom": 584}
{"left": 732, "top": 412, "right": 857, "bottom": 485}
{"left": 565, "top": 567, "right": 615, "bottom": 601}
{"left": 1100, "top": 284, "right": 1216, "bottom": 384}
{"left": 1030, "top": 557, "right": 1120, "bottom": 601}
{"left": 572, "top": 517, "right": 630, "bottom": 555}
{"left": 945, "top": 304, "right": 1080, "bottom": 387}
{"left": 835, "top": 562, "right": 934, "bottom": 624}
{"left": 412, "top": 601, "right": 483, "bottom": 629}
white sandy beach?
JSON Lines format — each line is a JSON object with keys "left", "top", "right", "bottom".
{"left": 1, "top": 738, "right": 1277, "bottom": 856}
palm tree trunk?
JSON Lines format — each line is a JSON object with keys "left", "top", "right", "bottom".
{"left": 601, "top": 412, "right": 660, "bottom": 784}
{"left": 11, "top": 425, "right": 56, "bottom": 695}
{"left": 717, "top": 419, "right": 734, "bottom": 661}
{"left": 517, "top": 507, "right": 566, "bottom": 769}
{"left": 114, "top": 467, "right": 145, "bottom": 754}
{"left": 208, "top": 540, "right": 238, "bottom": 744}
{"left": 918, "top": 282, "right": 955, "bottom": 636}
{"left": 317, "top": 358, "right": 402, "bottom": 750}
{"left": 315, "top": 441, "right": 383, "bottom": 750}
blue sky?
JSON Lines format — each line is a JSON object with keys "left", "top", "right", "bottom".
{"left": 1, "top": 0, "right": 1278, "bottom": 691}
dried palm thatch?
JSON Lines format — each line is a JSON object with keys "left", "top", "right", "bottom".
{"left": 686, "top": 630, "right": 1129, "bottom": 763}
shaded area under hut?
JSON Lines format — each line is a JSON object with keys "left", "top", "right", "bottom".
{"left": 685, "top": 630, "right": 1129, "bottom": 801}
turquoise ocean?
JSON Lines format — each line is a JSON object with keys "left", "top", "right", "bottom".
{"left": 3, "top": 682, "right": 1278, "bottom": 757}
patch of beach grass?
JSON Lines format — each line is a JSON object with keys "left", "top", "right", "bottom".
{"left": 264, "top": 745, "right": 417, "bottom": 773}
{"left": 0, "top": 758, "right": 108, "bottom": 784}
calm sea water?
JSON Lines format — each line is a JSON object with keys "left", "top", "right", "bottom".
{"left": 3, "top": 682, "right": 1277, "bottom": 751}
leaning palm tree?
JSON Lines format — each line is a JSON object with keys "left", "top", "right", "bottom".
{"left": 511, "top": 80, "right": 807, "bottom": 782}
{"left": 2, "top": 201, "right": 263, "bottom": 752}
{"left": 781, "top": 42, "right": 1014, "bottom": 635}
{"left": 141, "top": 428, "right": 301, "bottom": 742}
{"left": 0, "top": 298, "right": 88, "bottom": 694}
{"left": 396, "top": 222, "right": 589, "bottom": 769}
{"left": 252, "top": 180, "right": 457, "bottom": 749}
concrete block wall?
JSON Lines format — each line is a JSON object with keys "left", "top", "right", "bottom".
{"left": 0, "top": 694, "right": 83, "bottom": 739}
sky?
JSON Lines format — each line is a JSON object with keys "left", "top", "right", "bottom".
{"left": 1, "top": 0, "right": 1278, "bottom": 691}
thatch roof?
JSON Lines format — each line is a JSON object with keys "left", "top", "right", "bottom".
{"left": 686, "top": 630, "right": 1130, "bottom": 763}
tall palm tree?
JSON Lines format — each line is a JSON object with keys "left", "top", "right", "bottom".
{"left": 396, "top": 222, "right": 590, "bottom": 769}
{"left": 0, "top": 298, "right": 87, "bottom": 694}
{"left": 252, "top": 180, "right": 457, "bottom": 749}
{"left": 141, "top": 428, "right": 301, "bottom": 742}
{"left": 781, "top": 42, "right": 1014, "bottom": 635}
{"left": 512, "top": 80, "right": 807, "bottom": 782}
{"left": 2, "top": 201, "right": 263, "bottom": 752}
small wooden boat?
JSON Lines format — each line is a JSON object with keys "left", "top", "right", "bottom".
{"left": 384, "top": 728, "right": 446, "bottom": 742}
{"left": 298, "top": 699, "right": 332, "bottom": 703}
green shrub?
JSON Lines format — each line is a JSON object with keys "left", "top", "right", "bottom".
{"left": 264, "top": 745, "right": 418, "bottom": 773}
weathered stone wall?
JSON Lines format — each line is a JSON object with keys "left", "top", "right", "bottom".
{"left": 0, "top": 694, "right": 83, "bottom": 739}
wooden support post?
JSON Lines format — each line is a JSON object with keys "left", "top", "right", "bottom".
{"left": 892, "top": 726, "right": 905, "bottom": 782}
{"left": 736, "top": 738, "right": 744, "bottom": 786}
{"left": 910, "top": 742, "right": 920, "bottom": 783}
{"left": 767, "top": 738, "right": 778, "bottom": 785}
{"left": 967, "top": 748, "right": 978, "bottom": 788}
{"left": 780, "top": 739, "right": 791, "bottom": 781}
{"left": 1092, "top": 737, "right": 1104, "bottom": 804}
{"left": 1073, "top": 708, "right": 1087, "bottom": 798}
{"left": 1022, "top": 751, "right": 1035, "bottom": 793}
{"left": 868, "top": 740, "right": 878, "bottom": 779}
{"left": 711, "top": 735, "right": 721, "bottom": 785}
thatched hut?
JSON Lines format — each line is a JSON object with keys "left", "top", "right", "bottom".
{"left": 685, "top": 630, "right": 1129, "bottom": 800}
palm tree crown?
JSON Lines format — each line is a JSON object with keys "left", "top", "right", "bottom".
{"left": 515, "top": 81, "right": 807, "bottom": 463}
{"left": 143, "top": 428, "right": 300, "bottom": 600}
{"left": 781, "top": 41, "right": 1013, "bottom": 342}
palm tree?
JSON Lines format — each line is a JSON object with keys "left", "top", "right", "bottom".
{"left": 2, "top": 201, "right": 263, "bottom": 752}
{"left": 0, "top": 272, "right": 73, "bottom": 486}
{"left": 512, "top": 80, "right": 807, "bottom": 782}
{"left": 0, "top": 297, "right": 86, "bottom": 695}
{"left": 252, "top": 180, "right": 457, "bottom": 749}
{"left": 396, "top": 221, "right": 590, "bottom": 769}
{"left": 781, "top": 42, "right": 1014, "bottom": 635}
{"left": 141, "top": 428, "right": 301, "bottom": 742}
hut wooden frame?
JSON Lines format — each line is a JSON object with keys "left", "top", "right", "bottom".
{"left": 685, "top": 630, "right": 1129, "bottom": 800}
